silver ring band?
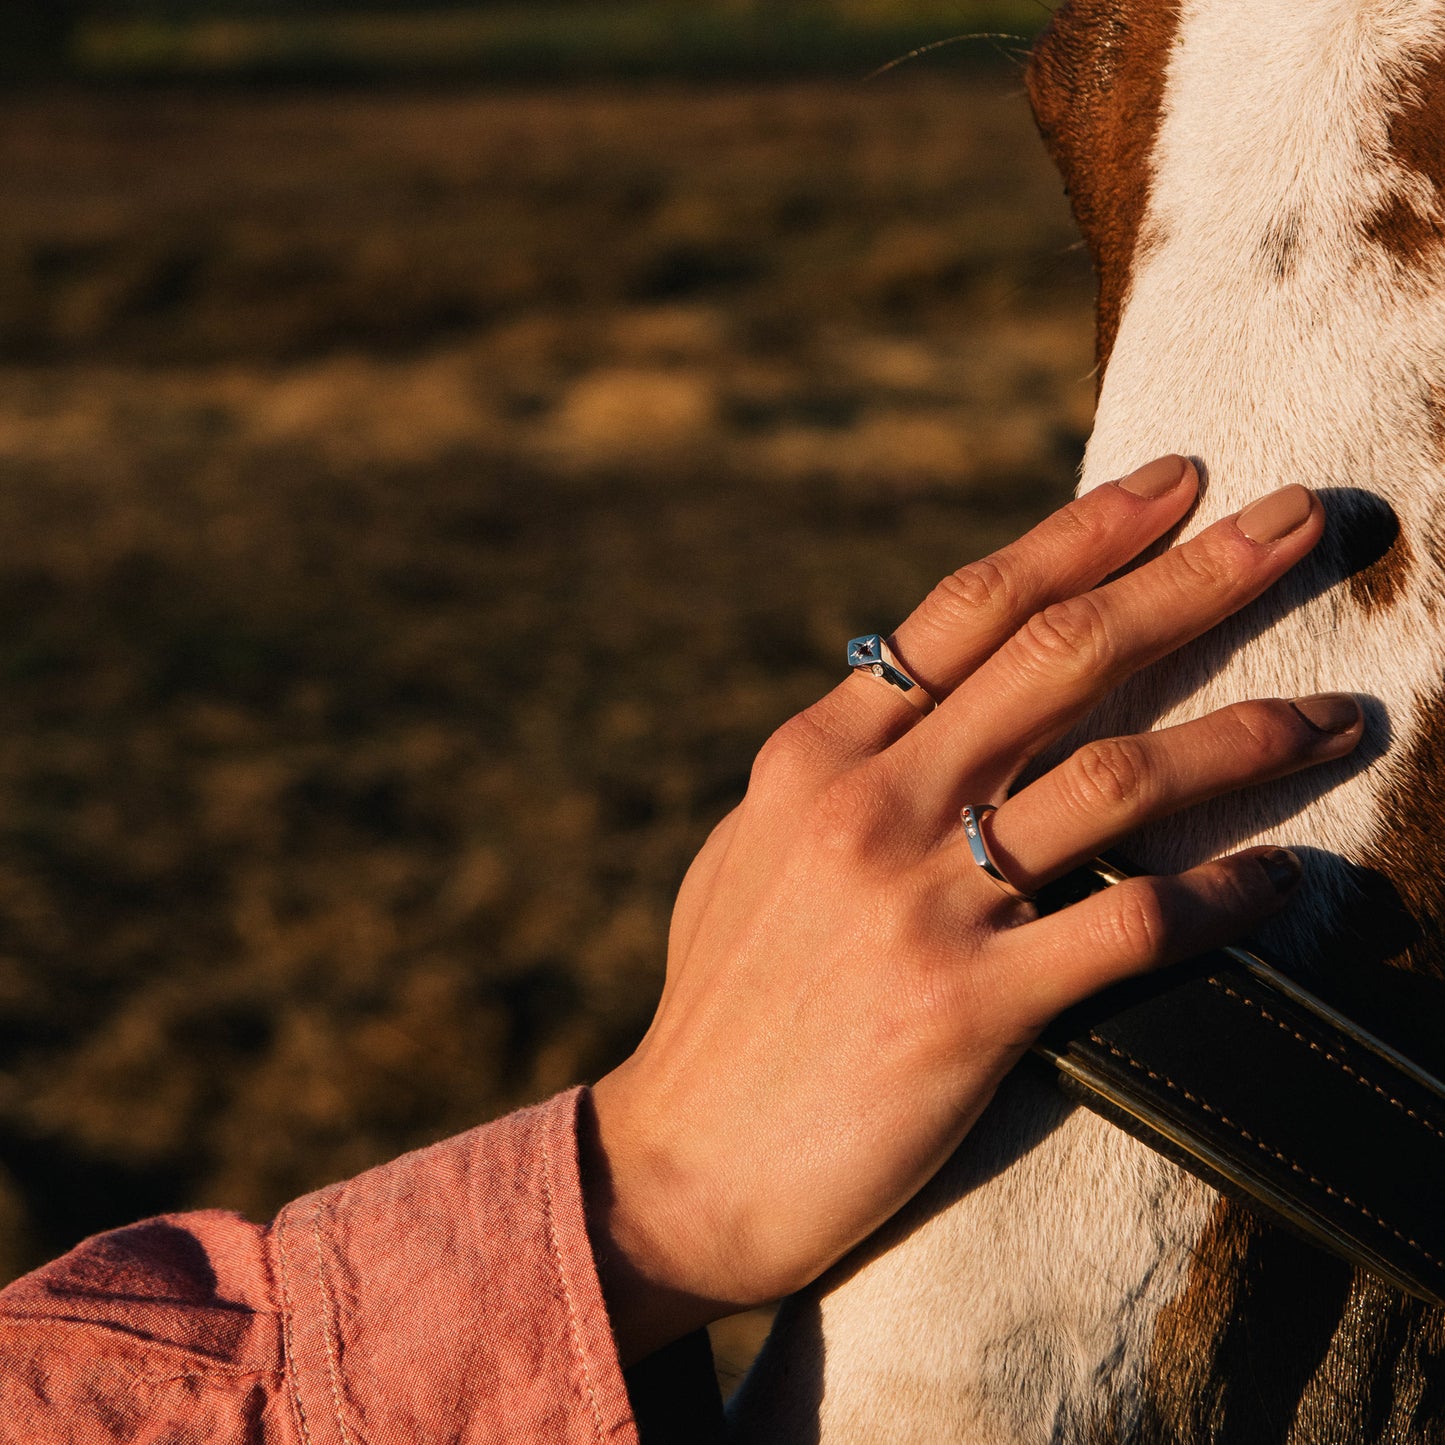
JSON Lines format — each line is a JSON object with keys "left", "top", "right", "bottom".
{"left": 846, "top": 634, "right": 936, "bottom": 714}
{"left": 961, "top": 804, "right": 1036, "bottom": 902}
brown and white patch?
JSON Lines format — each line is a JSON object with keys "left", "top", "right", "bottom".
{"left": 1067, "top": 0, "right": 1445, "bottom": 1437}
{"left": 1365, "top": 39, "right": 1445, "bottom": 268}
{"left": 1026, "top": 0, "right": 1182, "bottom": 380}
{"left": 739, "top": 4, "right": 1445, "bottom": 1441}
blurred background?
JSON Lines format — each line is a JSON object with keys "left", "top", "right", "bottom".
{"left": 0, "top": 0, "right": 1093, "bottom": 1387}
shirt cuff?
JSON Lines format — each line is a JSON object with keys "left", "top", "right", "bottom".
{"left": 272, "top": 1087, "right": 639, "bottom": 1445}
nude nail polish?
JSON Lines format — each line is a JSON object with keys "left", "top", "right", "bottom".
{"left": 1116, "top": 454, "right": 1189, "bottom": 498}
{"left": 1290, "top": 693, "right": 1362, "bottom": 734}
{"left": 1236, "top": 485, "right": 1315, "bottom": 543}
{"left": 1260, "top": 848, "right": 1303, "bottom": 893}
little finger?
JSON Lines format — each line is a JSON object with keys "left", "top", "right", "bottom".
{"left": 987, "top": 847, "right": 1303, "bottom": 1028}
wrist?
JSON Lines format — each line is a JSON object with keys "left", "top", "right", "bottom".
{"left": 579, "top": 1070, "right": 738, "bottom": 1365}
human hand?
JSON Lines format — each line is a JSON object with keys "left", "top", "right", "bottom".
{"left": 584, "top": 456, "right": 1361, "bottom": 1364}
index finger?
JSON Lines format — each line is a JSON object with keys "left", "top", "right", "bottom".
{"left": 903, "top": 483, "right": 1326, "bottom": 801}
{"left": 806, "top": 455, "right": 1199, "bottom": 760}
{"left": 893, "top": 454, "right": 1199, "bottom": 698}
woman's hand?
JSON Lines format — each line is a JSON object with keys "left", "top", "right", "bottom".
{"left": 584, "top": 456, "right": 1362, "bottom": 1364}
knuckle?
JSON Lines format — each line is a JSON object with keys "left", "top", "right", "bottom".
{"left": 751, "top": 713, "right": 828, "bottom": 790}
{"left": 1017, "top": 595, "right": 1112, "bottom": 677}
{"left": 1047, "top": 498, "right": 1104, "bottom": 552}
{"left": 810, "top": 770, "right": 893, "bottom": 855}
{"left": 1170, "top": 535, "right": 1232, "bottom": 593}
{"left": 930, "top": 555, "right": 1020, "bottom": 622}
{"left": 1224, "top": 699, "right": 1301, "bottom": 763}
{"left": 1098, "top": 884, "right": 1168, "bottom": 961}
{"left": 1069, "top": 736, "right": 1154, "bottom": 814}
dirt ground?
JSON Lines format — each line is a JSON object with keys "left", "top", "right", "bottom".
{"left": 0, "top": 75, "right": 1093, "bottom": 1374}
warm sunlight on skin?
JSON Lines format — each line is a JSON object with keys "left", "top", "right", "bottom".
{"left": 583, "top": 458, "right": 1363, "bottom": 1364}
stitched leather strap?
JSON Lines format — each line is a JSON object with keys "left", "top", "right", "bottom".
{"left": 1033, "top": 858, "right": 1445, "bottom": 1305}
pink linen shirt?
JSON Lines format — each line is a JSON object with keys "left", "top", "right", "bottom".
{"left": 0, "top": 1088, "right": 720, "bottom": 1444}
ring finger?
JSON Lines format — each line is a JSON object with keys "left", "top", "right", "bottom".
{"left": 965, "top": 693, "right": 1362, "bottom": 899}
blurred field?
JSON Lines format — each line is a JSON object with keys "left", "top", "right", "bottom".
{"left": 74, "top": 4, "right": 1046, "bottom": 81}
{"left": 45, "top": 2, "right": 1051, "bottom": 83}
{"left": 0, "top": 71, "right": 1092, "bottom": 1361}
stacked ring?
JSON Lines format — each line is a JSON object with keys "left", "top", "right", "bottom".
{"left": 846, "top": 634, "right": 936, "bottom": 714}
{"left": 961, "top": 804, "right": 1037, "bottom": 902}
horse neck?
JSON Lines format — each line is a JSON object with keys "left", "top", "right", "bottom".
{"left": 730, "top": 5, "right": 1445, "bottom": 1442}
{"left": 1081, "top": 0, "right": 1445, "bottom": 975}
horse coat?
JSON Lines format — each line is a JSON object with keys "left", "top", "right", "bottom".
{"left": 729, "top": 2, "right": 1445, "bottom": 1439}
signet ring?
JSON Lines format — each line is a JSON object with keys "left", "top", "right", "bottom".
{"left": 846, "top": 634, "right": 936, "bottom": 714}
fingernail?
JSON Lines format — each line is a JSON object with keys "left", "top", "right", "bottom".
{"left": 1260, "top": 847, "right": 1303, "bottom": 893}
{"left": 1290, "top": 692, "right": 1362, "bottom": 734}
{"left": 1236, "top": 484, "right": 1315, "bottom": 543}
{"left": 1117, "top": 454, "right": 1189, "bottom": 498}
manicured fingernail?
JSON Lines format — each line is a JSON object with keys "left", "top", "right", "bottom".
{"left": 1117, "top": 454, "right": 1189, "bottom": 498}
{"left": 1260, "top": 848, "right": 1303, "bottom": 893}
{"left": 1236, "top": 484, "right": 1315, "bottom": 543}
{"left": 1290, "top": 693, "right": 1362, "bottom": 734}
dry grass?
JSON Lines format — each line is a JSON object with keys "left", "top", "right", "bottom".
{"left": 72, "top": 3, "right": 1049, "bottom": 81}
{"left": 0, "top": 76, "right": 1092, "bottom": 1370}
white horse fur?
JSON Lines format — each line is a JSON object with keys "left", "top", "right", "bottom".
{"left": 729, "top": 2, "right": 1445, "bottom": 1439}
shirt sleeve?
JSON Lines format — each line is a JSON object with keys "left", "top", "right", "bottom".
{"left": 0, "top": 1088, "right": 650, "bottom": 1445}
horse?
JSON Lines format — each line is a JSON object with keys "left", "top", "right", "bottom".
{"left": 728, "top": 1, "right": 1445, "bottom": 1438}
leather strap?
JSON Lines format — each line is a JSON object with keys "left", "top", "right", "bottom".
{"left": 1033, "top": 858, "right": 1445, "bottom": 1305}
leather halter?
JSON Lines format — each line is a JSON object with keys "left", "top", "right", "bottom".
{"left": 1034, "top": 857, "right": 1445, "bottom": 1306}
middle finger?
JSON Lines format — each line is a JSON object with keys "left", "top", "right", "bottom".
{"left": 891, "top": 483, "right": 1324, "bottom": 804}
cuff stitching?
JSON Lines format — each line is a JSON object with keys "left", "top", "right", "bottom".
{"left": 542, "top": 1123, "right": 609, "bottom": 1445}
{"left": 313, "top": 1191, "right": 356, "bottom": 1445}
{"left": 275, "top": 1203, "right": 318, "bottom": 1445}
